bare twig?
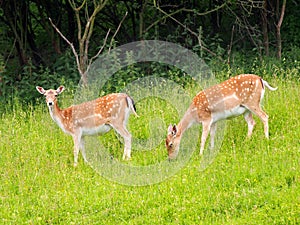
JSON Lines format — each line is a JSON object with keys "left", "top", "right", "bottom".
{"left": 182, "top": 2, "right": 227, "bottom": 16}
{"left": 146, "top": 2, "right": 226, "bottom": 34}
{"left": 108, "top": 11, "right": 128, "bottom": 53}
{"left": 227, "top": 25, "right": 235, "bottom": 65}
{"left": 49, "top": 17, "right": 83, "bottom": 75}
{"left": 87, "top": 28, "right": 111, "bottom": 73}
{"left": 68, "top": 0, "right": 86, "bottom": 11}
{"left": 226, "top": 3, "right": 263, "bottom": 59}
{"left": 153, "top": 2, "right": 224, "bottom": 61}
{"left": 49, "top": 6, "right": 126, "bottom": 84}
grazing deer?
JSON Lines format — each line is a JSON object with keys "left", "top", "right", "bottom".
{"left": 36, "top": 86, "right": 138, "bottom": 166}
{"left": 166, "top": 74, "right": 277, "bottom": 160}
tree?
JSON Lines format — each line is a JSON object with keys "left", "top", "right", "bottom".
{"left": 49, "top": 0, "right": 110, "bottom": 85}
{"left": 49, "top": 0, "right": 127, "bottom": 85}
{"left": 2, "top": 0, "right": 43, "bottom": 66}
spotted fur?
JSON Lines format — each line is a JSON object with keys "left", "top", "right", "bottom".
{"left": 36, "top": 86, "right": 138, "bottom": 166}
{"left": 166, "top": 74, "right": 277, "bottom": 159}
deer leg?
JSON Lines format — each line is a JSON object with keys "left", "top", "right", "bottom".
{"left": 123, "top": 134, "right": 132, "bottom": 160}
{"left": 200, "top": 121, "right": 211, "bottom": 155}
{"left": 113, "top": 125, "right": 132, "bottom": 160}
{"left": 247, "top": 106, "right": 269, "bottom": 139}
{"left": 258, "top": 110, "right": 269, "bottom": 139}
{"left": 209, "top": 122, "right": 217, "bottom": 149}
{"left": 244, "top": 111, "right": 256, "bottom": 137}
{"left": 72, "top": 134, "right": 81, "bottom": 167}
{"left": 80, "top": 137, "right": 88, "bottom": 163}
{"left": 122, "top": 129, "right": 132, "bottom": 160}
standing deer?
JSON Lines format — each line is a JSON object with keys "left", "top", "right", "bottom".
{"left": 166, "top": 74, "right": 277, "bottom": 160}
{"left": 36, "top": 86, "right": 138, "bottom": 166}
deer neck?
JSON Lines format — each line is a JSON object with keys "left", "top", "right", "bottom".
{"left": 48, "top": 101, "right": 60, "bottom": 120}
{"left": 47, "top": 101, "right": 70, "bottom": 133}
{"left": 176, "top": 109, "right": 196, "bottom": 138}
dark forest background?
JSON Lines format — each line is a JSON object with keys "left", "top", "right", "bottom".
{"left": 0, "top": 0, "right": 299, "bottom": 104}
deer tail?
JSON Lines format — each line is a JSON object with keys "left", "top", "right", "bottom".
{"left": 262, "top": 79, "right": 278, "bottom": 91}
{"left": 126, "top": 96, "right": 139, "bottom": 117}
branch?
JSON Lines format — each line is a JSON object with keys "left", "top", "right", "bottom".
{"left": 227, "top": 25, "right": 235, "bottom": 65}
{"left": 145, "top": 2, "right": 227, "bottom": 34}
{"left": 153, "top": 2, "right": 223, "bottom": 61}
{"left": 68, "top": 0, "right": 86, "bottom": 11}
{"left": 82, "top": 3, "right": 103, "bottom": 43}
{"left": 49, "top": 17, "right": 83, "bottom": 75}
{"left": 86, "top": 28, "right": 111, "bottom": 73}
{"left": 68, "top": 0, "right": 85, "bottom": 41}
{"left": 83, "top": 3, "right": 107, "bottom": 63}
{"left": 144, "top": 8, "right": 185, "bottom": 33}
{"left": 108, "top": 11, "right": 128, "bottom": 53}
{"left": 182, "top": 2, "right": 227, "bottom": 16}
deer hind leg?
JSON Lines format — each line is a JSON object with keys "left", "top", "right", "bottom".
{"left": 200, "top": 121, "right": 212, "bottom": 155}
{"left": 246, "top": 106, "right": 269, "bottom": 139}
{"left": 244, "top": 111, "right": 256, "bottom": 137}
{"left": 112, "top": 124, "right": 132, "bottom": 160}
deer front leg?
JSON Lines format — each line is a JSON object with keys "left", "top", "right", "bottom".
{"left": 80, "top": 137, "right": 88, "bottom": 163}
{"left": 200, "top": 121, "right": 211, "bottom": 155}
{"left": 72, "top": 133, "right": 81, "bottom": 167}
{"left": 209, "top": 122, "right": 217, "bottom": 149}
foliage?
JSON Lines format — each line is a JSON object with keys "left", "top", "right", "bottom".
{"left": 0, "top": 49, "right": 80, "bottom": 112}
{"left": 0, "top": 0, "right": 300, "bottom": 103}
{"left": 1, "top": 46, "right": 300, "bottom": 112}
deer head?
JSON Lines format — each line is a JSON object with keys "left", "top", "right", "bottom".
{"left": 166, "top": 124, "right": 181, "bottom": 160}
{"left": 165, "top": 74, "right": 277, "bottom": 160}
{"left": 36, "top": 86, "right": 65, "bottom": 108}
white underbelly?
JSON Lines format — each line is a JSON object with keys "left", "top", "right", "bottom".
{"left": 82, "top": 124, "right": 111, "bottom": 136}
{"left": 212, "top": 106, "right": 247, "bottom": 122}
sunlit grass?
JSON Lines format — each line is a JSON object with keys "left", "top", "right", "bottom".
{"left": 0, "top": 78, "right": 299, "bottom": 224}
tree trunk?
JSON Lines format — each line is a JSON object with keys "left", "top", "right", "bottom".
{"left": 275, "top": 0, "right": 286, "bottom": 60}
{"left": 3, "top": 1, "right": 28, "bottom": 66}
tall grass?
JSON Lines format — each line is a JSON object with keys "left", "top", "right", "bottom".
{"left": 0, "top": 77, "right": 299, "bottom": 224}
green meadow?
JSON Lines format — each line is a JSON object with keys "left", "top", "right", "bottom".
{"left": 0, "top": 76, "right": 299, "bottom": 224}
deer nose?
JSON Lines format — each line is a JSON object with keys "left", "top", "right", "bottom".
{"left": 48, "top": 101, "right": 53, "bottom": 106}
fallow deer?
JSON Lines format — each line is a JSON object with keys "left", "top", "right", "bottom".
{"left": 36, "top": 86, "right": 138, "bottom": 166}
{"left": 166, "top": 74, "right": 277, "bottom": 159}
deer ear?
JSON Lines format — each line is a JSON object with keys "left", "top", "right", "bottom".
{"left": 168, "top": 124, "right": 177, "bottom": 135}
{"left": 36, "top": 86, "right": 45, "bottom": 95}
{"left": 168, "top": 124, "right": 173, "bottom": 134}
{"left": 56, "top": 86, "right": 65, "bottom": 94}
{"left": 172, "top": 125, "right": 177, "bottom": 135}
